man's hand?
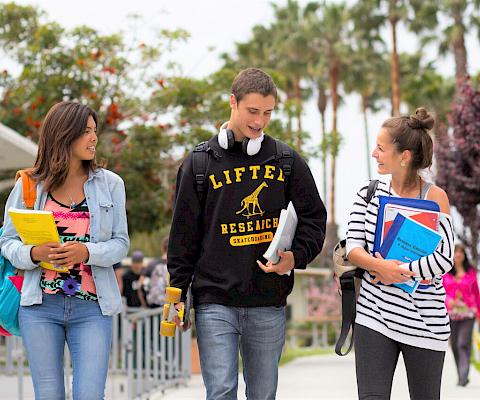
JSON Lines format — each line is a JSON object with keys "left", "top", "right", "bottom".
{"left": 172, "top": 302, "right": 192, "bottom": 331}
{"left": 371, "top": 252, "right": 417, "bottom": 285}
{"left": 257, "top": 250, "right": 295, "bottom": 276}
{"left": 48, "top": 242, "right": 89, "bottom": 269}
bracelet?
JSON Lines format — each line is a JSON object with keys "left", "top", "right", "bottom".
{"left": 30, "top": 246, "right": 40, "bottom": 264}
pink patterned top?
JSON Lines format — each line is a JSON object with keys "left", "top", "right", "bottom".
{"left": 40, "top": 195, "right": 97, "bottom": 301}
{"left": 443, "top": 268, "right": 480, "bottom": 321}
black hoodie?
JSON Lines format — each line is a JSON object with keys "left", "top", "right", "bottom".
{"left": 168, "top": 134, "right": 327, "bottom": 307}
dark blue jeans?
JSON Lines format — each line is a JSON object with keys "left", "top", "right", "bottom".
{"left": 354, "top": 324, "right": 445, "bottom": 400}
{"left": 450, "top": 317, "right": 475, "bottom": 385}
{"left": 19, "top": 293, "right": 112, "bottom": 400}
{"left": 195, "top": 303, "right": 286, "bottom": 400}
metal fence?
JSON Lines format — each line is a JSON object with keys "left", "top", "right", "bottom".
{"left": 0, "top": 306, "right": 191, "bottom": 400}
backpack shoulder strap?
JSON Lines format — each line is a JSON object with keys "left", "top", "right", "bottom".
{"left": 335, "top": 269, "right": 356, "bottom": 356}
{"left": 274, "top": 139, "right": 294, "bottom": 180}
{"left": 15, "top": 169, "right": 37, "bottom": 210}
{"left": 365, "top": 179, "right": 379, "bottom": 204}
{"left": 335, "top": 179, "right": 379, "bottom": 356}
{"left": 192, "top": 141, "right": 209, "bottom": 201}
{"left": 192, "top": 138, "right": 222, "bottom": 204}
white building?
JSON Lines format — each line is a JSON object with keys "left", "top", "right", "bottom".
{"left": 0, "top": 122, "right": 37, "bottom": 191}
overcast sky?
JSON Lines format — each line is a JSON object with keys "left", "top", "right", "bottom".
{"left": 6, "top": 0, "right": 479, "bottom": 235}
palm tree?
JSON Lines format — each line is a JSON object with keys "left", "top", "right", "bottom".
{"left": 383, "top": 0, "right": 407, "bottom": 116}
{"left": 354, "top": 0, "right": 439, "bottom": 115}
{"left": 269, "top": 0, "right": 318, "bottom": 149}
{"left": 306, "top": 2, "right": 351, "bottom": 229}
{"left": 400, "top": 53, "right": 455, "bottom": 134}
{"left": 346, "top": 2, "right": 390, "bottom": 179}
{"left": 316, "top": 82, "right": 328, "bottom": 201}
{"left": 436, "top": 0, "right": 480, "bottom": 81}
{"left": 344, "top": 49, "right": 390, "bottom": 180}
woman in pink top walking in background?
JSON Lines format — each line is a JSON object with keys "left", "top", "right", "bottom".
{"left": 443, "top": 244, "right": 480, "bottom": 387}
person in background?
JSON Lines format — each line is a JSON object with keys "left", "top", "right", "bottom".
{"left": 143, "top": 236, "right": 169, "bottom": 308}
{"left": 0, "top": 101, "right": 129, "bottom": 399}
{"left": 113, "top": 262, "right": 123, "bottom": 293}
{"left": 443, "top": 244, "right": 480, "bottom": 387}
{"left": 122, "top": 250, "right": 146, "bottom": 308}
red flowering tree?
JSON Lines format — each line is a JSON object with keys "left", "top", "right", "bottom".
{"left": 0, "top": 3, "right": 188, "bottom": 233}
{"left": 435, "top": 80, "right": 480, "bottom": 264}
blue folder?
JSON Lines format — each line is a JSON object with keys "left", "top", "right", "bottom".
{"left": 374, "top": 195, "right": 440, "bottom": 291}
{"left": 379, "top": 213, "right": 442, "bottom": 293}
{"left": 373, "top": 195, "right": 440, "bottom": 254}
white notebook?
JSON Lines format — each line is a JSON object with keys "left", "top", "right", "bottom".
{"left": 263, "top": 201, "right": 298, "bottom": 266}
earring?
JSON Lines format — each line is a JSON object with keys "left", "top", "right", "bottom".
{"left": 400, "top": 161, "right": 405, "bottom": 167}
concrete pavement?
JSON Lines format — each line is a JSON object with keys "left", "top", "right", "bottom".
{"left": 1, "top": 348, "right": 478, "bottom": 399}
{"left": 155, "top": 349, "right": 480, "bottom": 400}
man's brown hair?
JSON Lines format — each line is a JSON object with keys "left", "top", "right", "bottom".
{"left": 231, "top": 68, "right": 277, "bottom": 103}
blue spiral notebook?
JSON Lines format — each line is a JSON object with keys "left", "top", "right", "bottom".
{"left": 379, "top": 213, "right": 442, "bottom": 293}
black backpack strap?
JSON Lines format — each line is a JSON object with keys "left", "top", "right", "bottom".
{"left": 335, "top": 179, "right": 379, "bottom": 356}
{"left": 192, "top": 141, "right": 209, "bottom": 202}
{"left": 274, "top": 140, "right": 294, "bottom": 181}
{"left": 192, "top": 138, "right": 221, "bottom": 204}
{"left": 335, "top": 269, "right": 357, "bottom": 356}
{"left": 364, "top": 179, "right": 379, "bottom": 204}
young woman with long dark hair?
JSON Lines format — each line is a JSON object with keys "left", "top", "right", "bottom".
{"left": 0, "top": 101, "right": 129, "bottom": 399}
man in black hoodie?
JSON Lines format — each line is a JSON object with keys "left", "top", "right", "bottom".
{"left": 168, "top": 68, "right": 326, "bottom": 399}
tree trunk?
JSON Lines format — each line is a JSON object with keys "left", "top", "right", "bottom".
{"left": 329, "top": 60, "right": 339, "bottom": 225}
{"left": 362, "top": 95, "right": 372, "bottom": 180}
{"left": 470, "top": 228, "right": 478, "bottom": 267}
{"left": 390, "top": 17, "right": 400, "bottom": 116}
{"left": 286, "top": 90, "right": 293, "bottom": 139}
{"left": 317, "top": 87, "right": 328, "bottom": 204}
{"left": 320, "top": 221, "right": 339, "bottom": 269}
{"left": 294, "top": 77, "right": 303, "bottom": 149}
{"left": 451, "top": 11, "right": 468, "bottom": 81}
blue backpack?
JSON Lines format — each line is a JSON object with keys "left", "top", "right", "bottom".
{"left": 0, "top": 170, "right": 36, "bottom": 336}
{"left": 0, "top": 229, "right": 23, "bottom": 336}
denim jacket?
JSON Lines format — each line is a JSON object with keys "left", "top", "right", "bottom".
{"left": 0, "top": 168, "right": 130, "bottom": 316}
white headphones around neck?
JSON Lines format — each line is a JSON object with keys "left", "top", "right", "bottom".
{"left": 218, "top": 122, "right": 264, "bottom": 156}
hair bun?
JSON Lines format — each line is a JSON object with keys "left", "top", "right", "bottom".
{"left": 408, "top": 107, "right": 434, "bottom": 130}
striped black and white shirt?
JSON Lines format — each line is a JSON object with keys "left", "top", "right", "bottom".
{"left": 346, "top": 180, "right": 454, "bottom": 351}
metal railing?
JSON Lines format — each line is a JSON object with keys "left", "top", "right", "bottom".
{"left": 0, "top": 305, "right": 191, "bottom": 400}
{"left": 121, "top": 307, "right": 191, "bottom": 399}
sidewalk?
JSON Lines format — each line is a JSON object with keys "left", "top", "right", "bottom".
{"left": 156, "top": 349, "right": 480, "bottom": 400}
{"left": 1, "top": 348, "right": 478, "bottom": 399}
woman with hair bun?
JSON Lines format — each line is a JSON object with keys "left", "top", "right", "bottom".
{"left": 344, "top": 107, "right": 454, "bottom": 399}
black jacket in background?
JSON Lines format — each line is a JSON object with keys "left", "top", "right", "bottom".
{"left": 168, "top": 134, "right": 327, "bottom": 307}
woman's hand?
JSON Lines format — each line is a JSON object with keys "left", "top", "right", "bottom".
{"left": 31, "top": 242, "right": 62, "bottom": 264}
{"left": 48, "top": 242, "right": 90, "bottom": 269}
{"left": 257, "top": 250, "right": 295, "bottom": 276}
{"left": 371, "top": 252, "right": 417, "bottom": 285}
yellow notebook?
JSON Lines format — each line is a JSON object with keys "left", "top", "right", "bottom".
{"left": 7, "top": 207, "right": 68, "bottom": 273}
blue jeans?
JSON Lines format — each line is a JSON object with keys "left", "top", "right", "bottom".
{"left": 19, "top": 293, "right": 112, "bottom": 400}
{"left": 195, "top": 303, "right": 286, "bottom": 400}
{"left": 450, "top": 318, "right": 475, "bottom": 385}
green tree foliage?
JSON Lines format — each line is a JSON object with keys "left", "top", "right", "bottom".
{"left": 0, "top": 2, "right": 188, "bottom": 233}
{"left": 400, "top": 53, "right": 455, "bottom": 131}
